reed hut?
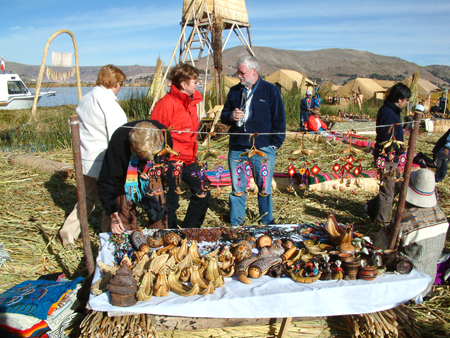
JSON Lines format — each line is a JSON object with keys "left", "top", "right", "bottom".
{"left": 401, "top": 77, "right": 441, "bottom": 111}
{"left": 337, "top": 78, "right": 386, "bottom": 101}
{"left": 264, "top": 69, "right": 315, "bottom": 93}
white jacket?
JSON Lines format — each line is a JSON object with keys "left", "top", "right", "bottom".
{"left": 77, "top": 86, "right": 127, "bottom": 177}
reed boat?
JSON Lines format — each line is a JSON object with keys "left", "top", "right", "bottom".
{"left": 0, "top": 73, "right": 55, "bottom": 110}
{"left": 320, "top": 210, "right": 353, "bottom": 245}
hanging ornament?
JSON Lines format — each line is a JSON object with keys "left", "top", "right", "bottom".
{"left": 244, "top": 162, "right": 254, "bottom": 193}
{"left": 388, "top": 151, "right": 396, "bottom": 162}
{"left": 347, "top": 155, "right": 354, "bottom": 164}
{"left": 154, "top": 165, "right": 163, "bottom": 195}
{"left": 287, "top": 163, "right": 296, "bottom": 192}
{"left": 148, "top": 167, "right": 156, "bottom": 194}
{"left": 214, "top": 165, "right": 224, "bottom": 196}
{"left": 152, "top": 127, "right": 180, "bottom": 157}
{"left": 240, "top": 134, "right": 266, "bottom": 158}
{"left": 333, "top": 163, "right": 341, "bottom": 173}
{"left": 259, "top": 161, "right": 269, "bottom": 197}
{"left": 235, "top": 163, "right": 244, "bottom": 196}
{"left": 344, "top": 163, "right": 353, "bottom": 172}
{"left": 173, "top": 161, "right": 185, "bottom": 195}
{"left": 310, "top": 165, "right": 321, "bottom": 176}
{"left": 398, "top": 153, "right": 407, "bottom": 167}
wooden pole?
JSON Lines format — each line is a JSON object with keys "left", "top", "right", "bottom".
{"left": 387, "top": 112, "right": 422, "bottom": 250}
{"left": 69, "top": 115, "right": 95, "bottom": 276}
{"left": 31, "top": 29, "right": 82, "bottom": 121}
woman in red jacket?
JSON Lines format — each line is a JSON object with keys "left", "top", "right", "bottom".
{"left": 151, "top": 64, "right": 210, "bottom": 228}
{"left": 304, "top": 107, "right": 329, "bottom": 132}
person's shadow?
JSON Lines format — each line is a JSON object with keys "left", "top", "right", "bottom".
{"left": 43, "top": 173, "right": 101, "bottom": 278}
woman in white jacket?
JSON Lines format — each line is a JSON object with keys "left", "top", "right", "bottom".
{"left": 60, "top": 65, "right": 127, "bottom": 246}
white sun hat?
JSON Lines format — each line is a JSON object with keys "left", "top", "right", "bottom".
{"left": 406, "top": 169, "right": 437, "bottom": 208}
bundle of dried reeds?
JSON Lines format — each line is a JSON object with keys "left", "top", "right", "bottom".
{"left": 79, "top": 311, "right": 159, "bottom": 338}
{"left": 341, "top": 305, "right": 421, "bottom": 338}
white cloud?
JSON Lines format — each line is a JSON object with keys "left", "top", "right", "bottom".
{"left": 10, "top": 26, "right": 22, "bottom": 31}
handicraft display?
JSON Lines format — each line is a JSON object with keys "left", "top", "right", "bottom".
{"left": 92, "top": 212, "right": 415, "bottom": 307}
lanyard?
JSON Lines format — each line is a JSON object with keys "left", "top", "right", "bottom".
{"left": 240, "top": 77, "right": 260, "bottom": 110}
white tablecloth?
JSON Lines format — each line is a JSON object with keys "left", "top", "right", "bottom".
{"left": 89, "top": 232, "right": 431, "bottom": 318}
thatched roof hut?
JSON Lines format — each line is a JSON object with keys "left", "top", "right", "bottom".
{"left": 264, "top": 69, "right": 315, "bottom": 92}
{"left": 337, "top": 78, "right": 386, "bottom": 100}
{"left": 205, "top": 76, "right": 240, "bottom": 94}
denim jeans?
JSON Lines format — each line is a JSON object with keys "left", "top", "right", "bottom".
{"left": 228, "top": 146, "right": 276, "bottom": 225}
{"left": 165, "top": 162, "right": 211, "bottom": 229}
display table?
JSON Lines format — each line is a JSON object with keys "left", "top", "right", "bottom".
{"left": 89, "top": 232, "right": 430, "bottom": 318}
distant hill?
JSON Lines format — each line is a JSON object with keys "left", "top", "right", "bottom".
{"left": 3, "top": 61, "right": 156, "bottom": 85}
{"left": 4, "top": 47, "right": 450, "bottom": 88}
{"left": 197, "top": 46, "right": 450, "bottom": 88}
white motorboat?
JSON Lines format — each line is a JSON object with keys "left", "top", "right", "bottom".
{"left": 0, "top": 73, "right": 56, "bottom": 110}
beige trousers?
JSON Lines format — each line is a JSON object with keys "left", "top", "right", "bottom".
{"left": 59, "top": 175, "right": 110, "bottom": 246}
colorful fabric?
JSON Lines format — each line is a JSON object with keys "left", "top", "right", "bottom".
{"left": 124, "top": 148, "right": 153, "bottom": 203}
{"left": 0, "top": 277, "right": 83, "bottom": 320}
{"left": 399, "top": 205, "right": 448, "bottom": 246}
{"left": 205, "top": 170, "right": 378, "bottom": 186}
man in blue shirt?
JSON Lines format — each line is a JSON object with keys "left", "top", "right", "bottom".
{"left": 221, "top": 56, "right": 286, "bottom": 225}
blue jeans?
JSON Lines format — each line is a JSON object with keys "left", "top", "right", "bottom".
{"left": 228, "top": 146, "right": 276, "bottom": 225}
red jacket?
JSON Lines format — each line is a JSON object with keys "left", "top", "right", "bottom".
{"left": 305, "top": 115, "right": 328, "bottom": 131}
{"left": 151, "top": 84, "right": 203, "bottom": 165}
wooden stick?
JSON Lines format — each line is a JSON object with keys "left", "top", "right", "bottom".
{"left": 388, "top": 112, "right": 422, "bottom": 249}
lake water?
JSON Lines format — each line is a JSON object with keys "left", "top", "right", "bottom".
{"left": 34, "top": 86, "right": 150, "bottom": 107}
{"left": 35, "top": 85, "right": 204, "bottom": 107}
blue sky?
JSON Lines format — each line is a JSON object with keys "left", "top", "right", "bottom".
{"left": 2, "top": 0, "right": 449, "bottom": 67}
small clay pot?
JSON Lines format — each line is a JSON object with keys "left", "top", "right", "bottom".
{"left": 382, "top": 249, "right": 397, "bottom": 271}
{"left": 394, "top": 256, "right": 413, "bottom": 274}
{"left": 339, "top": 242, "right": 355, "bottom": 254}
{"left": 328, "top": 251, "right": 341, "bottom": 263}
{"left": 343, "top": 260, "right": 360, "bottom": 280}
{"left": 358, "top": 266, "right": 377, "bottom": 281}
{"left": 337, "top": 252, "right": 353, "bottom": 262}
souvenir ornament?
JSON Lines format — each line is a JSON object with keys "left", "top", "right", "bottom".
{"left": 292, "top": 132, "right": 317, "bottom": 156}
{"left": 333, "top": 163, "right": 341, "bottom": 173}
{"left": 347, "top": 155, "right": 354, "bottom": 164}
{"left": 215, "top": 165, "right": 224, "bottom": 196}
{"left": 201, "top": 132, "right": 218, "bottom": 160}
{"left": 259, "top": 161, "right": 269, "bottom": 197}
{"left": 344, "top": 163, "right": 353, "bottom": 172}
{"left": 244, "top": 162, "right": 255, "bottom": 193}
{"left": 192, "top": 162, "right": 210, "bottom": 198}
{"left": 310, "top": 165, "right": 321, "bottom": 176}
{"left": 287, "top": 163, "right": 296, "bottom": 192}
{"left": 240, "top": 133, "right": 266, "bottom": 158}
{"left": 152, "top": 127, "right": 180, "bottom": 157}
{"left": 398, "top": 153, "right": 407, "bottom": 167}
{"left": 162, "top": 161, "right": 170, "bottom": 193}
{"left": 340, "top": 129, "right": 362, "bottom": 155}
{"left": 173, "top": 161, "right": 185, "bottom": 195}
{"left": 235, "top": 163, "right": 244, "bottom": 196}
{"left": 154, "top": 165, "right": 163, "bottom": 195}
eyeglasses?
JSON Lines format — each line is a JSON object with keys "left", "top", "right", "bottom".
{"left": 236, "top": 69, "right": 251, "bottom": 76}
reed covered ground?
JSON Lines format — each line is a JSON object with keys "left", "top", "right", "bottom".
{"left": 0, "top": 102, "right": 449, "bottom": 337}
